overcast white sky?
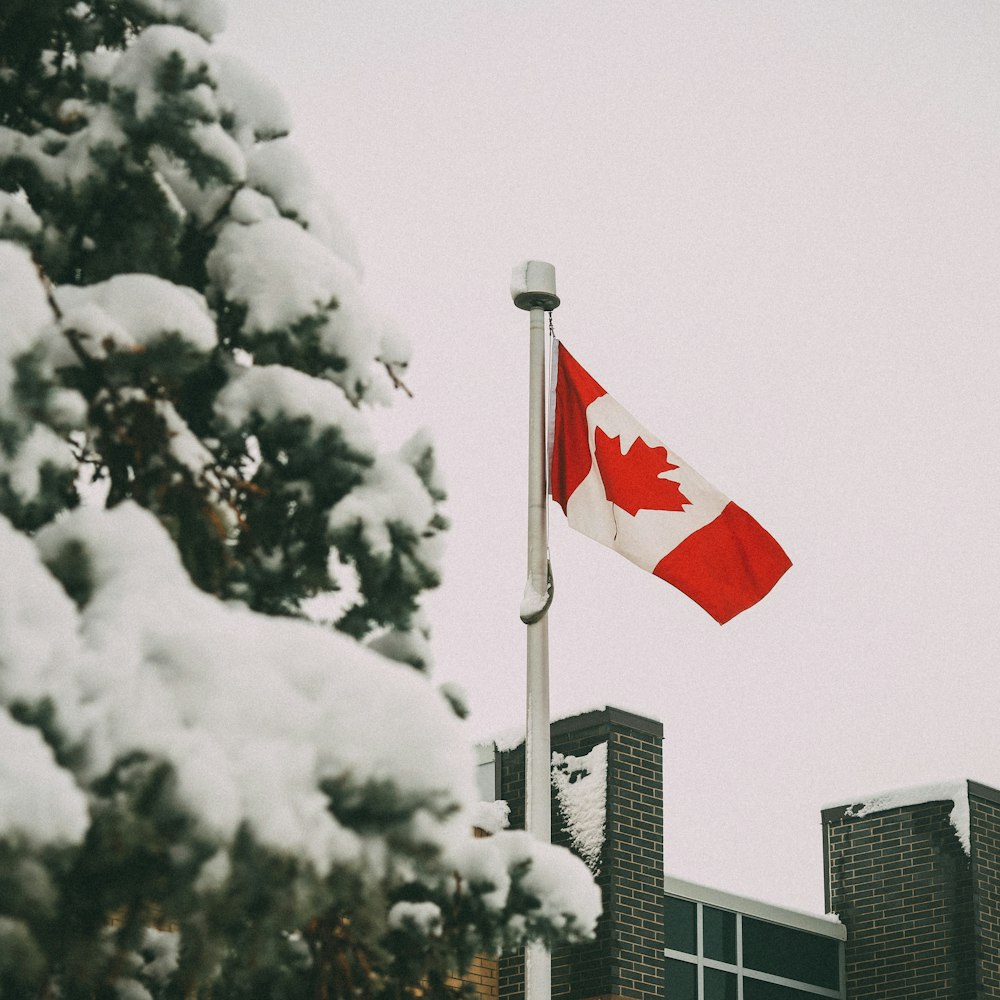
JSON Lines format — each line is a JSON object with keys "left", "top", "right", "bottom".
{"left": 221, "top": 1, "right": 1000, "bottom": 914}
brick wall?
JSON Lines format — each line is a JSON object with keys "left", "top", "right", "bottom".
{"left": 823, "top": 793, "right": 975, "bottom": 998}
{"left": 498, "top": 736, "right": 528, "bottom": 1000}
{"left": 970, "top": 783, "right": 1000, "bottom": 997}
{"left": 498, "top": 708, "right": 664, "bottom": 1000}
{"left": 450, "top": 955, "right": 499, "bottom": 1000}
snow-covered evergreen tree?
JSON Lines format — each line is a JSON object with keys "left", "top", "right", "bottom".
{"left": 0, "top": 2, "right": 599, "bottom": 997}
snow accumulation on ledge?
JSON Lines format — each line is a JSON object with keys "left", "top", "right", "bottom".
{"left": 827, "top": 779, "right": 971, "bottom": 855}
{"left": 552, "top": 742, "right": 607, "bottom": 874}
{"left": 484, "top": 701, "right": 654, "bottom": 753}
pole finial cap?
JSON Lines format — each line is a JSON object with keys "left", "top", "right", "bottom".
{"left": 511, "top": 260, "right": 560, "bottom": 311}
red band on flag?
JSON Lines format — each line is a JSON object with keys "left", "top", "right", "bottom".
{"left": 652, "top": 502, "right": 792, "bottom": 625}
{"left": 550, "top": 343, "right": 606, "bottom": 513}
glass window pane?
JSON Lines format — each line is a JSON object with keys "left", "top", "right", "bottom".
{"left": 665, "top": 958, "right": 697, "bottom": 999}
{"left": 664, "top": 896, "right": 697, "bottom": 954}
{"left": 702, "top": 905, "right": 736, "bottom": 963}
{"left": 475, "top": 758, "right": 496, "bottom": 800}
{"left": 703, "top": 966, "right": 737, "bottom": 1000}
{"left": 742, "top": 916, "right": 840, "bottom": 990}
{"left": 744, "top": 977, "right": 827, "bottom": 1000}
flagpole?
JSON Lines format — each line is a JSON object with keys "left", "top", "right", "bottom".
{"left": 512, "top": 261, "right": 560, "bottom": 1000}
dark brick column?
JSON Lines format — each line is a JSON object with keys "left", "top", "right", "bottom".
{"left": 970, "top": 782, "right": 1000, "bottom": 997}
{"left": 498, "top": 707, "right": 664, "bottom": 1000}
{"left": 822, "top": 789, "right": 976, "bottom": 998}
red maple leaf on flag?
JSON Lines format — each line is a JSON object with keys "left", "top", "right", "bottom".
{"left": 593, "top": 427, "right": 690, "bottom": 516}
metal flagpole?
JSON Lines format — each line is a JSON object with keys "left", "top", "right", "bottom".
{"left": 511, "top": 261, "right": 560, "bottom": 1000}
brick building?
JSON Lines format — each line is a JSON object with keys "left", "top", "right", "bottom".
{"left": 478, "top": 707, "right": 1000, "bottom": 999}
{"left": 823, "top": 780, "right": 1000, "bottom": 998}
{"left": 496, "top": 707, "right": 665, "bottom": 1000}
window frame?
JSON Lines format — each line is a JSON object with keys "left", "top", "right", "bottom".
{"left": 664, "top": 877, "right": 846, "bottom": 1000}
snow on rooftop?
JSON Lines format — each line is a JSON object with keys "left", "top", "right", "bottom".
{"left": 828, "top": 779, "right": 971, "bottom": 854}
{"left": 481, "top": 701, "right": 657, "bottom": 752}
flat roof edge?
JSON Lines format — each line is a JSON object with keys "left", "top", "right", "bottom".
{"left": 821, "top": 779, "right": 973, "bottom": 824}
{"left": 664, "top": 874, "right": 846, "bottom": 941}
{"left": 550, "top": 705, "right": 663, "bottom": 739}
{"left": 491, "top": 706, "right": 664, "bottom": 750}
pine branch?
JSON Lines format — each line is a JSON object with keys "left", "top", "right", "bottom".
{"left": 32, "top": 253, "right": 256, "bottom": 537}
{"left": 382, "top": 361, "right": 414, "bottom": 398}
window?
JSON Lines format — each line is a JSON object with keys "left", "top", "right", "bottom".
{"left": 665, "top": 958, "right": 697, "bottom": 998}
{"left": 664, "top": 888, "right": 844, "bottom": 1000}
{"left": 703, "top": 906, "right": 737, "bottom": 963}
{"left": 665, "top": 895, "right": 697, "bottom": 954}
{"left": 742, "top": 917, "right": 840, "bottom": 991}
{"left": 744, "top": 980, "right": 833, "bottom": 1000}
{"left": 704, "top": 967, "right": 737, "bottom": 1000}
{"left": 474, "top": 744, "right": 496, "bottom": 801}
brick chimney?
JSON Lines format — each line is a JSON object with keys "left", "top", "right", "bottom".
{"left": 497, "top": 707, "right": 664, "bottom": 1000}
{"left": 823, "top": 779, "right": 1000, "bottom": 997}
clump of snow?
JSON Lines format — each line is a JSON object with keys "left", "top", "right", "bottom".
{"left": 837, "top": 780, "right": 971, "bottom": 854}
{"left": 130, "top": 0, "right": 226, "bottom": 37}
{"left": 137, "top": 927, "right": 181, "bottom": 985}
{"left": 551, "top": 743, "right": 607, "bottom": 873}
{"left": 214, "top": 364, "right": 374, "bottom": 456}
{"left": 245, "top": 140, "right": 361, "bottom": 270}
{"left": 56, "top": 275, "right": 216, "bottom": 358}
{"left": 2, "top": 500, "right": 599, "bottom": 938}
{"left": 1, "top": 424, "right": 76, "bottom": 501}
{"left": 206, "top": 217, "right": 396, "bottom": 403}
{"left": 398, "top": 428, "right": 443, "bottom": 495}
{"left": 154, "top": 396, "right": 213, "bottom": 475}
{"left": 491, "top": 831, "right": 601, "bottom": 934}
{"left": 519, "top": 577, "right": 550, "bottom": 622}
{"left": 0, "top": 708, "right": 89, "bottom": 845}
{"left": 0, "top": 191, "right": 42, "bottom": 238}
{"left": 376, "top": 316, "right": 412, "bottom": 373}
{"left": 367, "top": 625, "right": 433, "bottom": 671}
{"left": 80, "top": 48, "right": 118, "bottom": 83}
{"left": 388, "top": 900, "right": 442, "bottom": 935}
{"left": 194, "top": 850, "right": 230, "bottom": 892}
{"left": 111, "top": 26, "right": 214, "bottom": 121}
{"left": 0, "top": 244, "right": 80, "bottom": 503}
{"left": 188, "top": 120, "right": 245, "bottom": 181}
{"left": 471, "top": 800, "right": 510, "bottom": 834}
{"left": 439, "top": 826, "right": 601, "bottom": 936}
{"left": 436, "top": 679, "right": 466, "bottom": 713}
{"left": 214, "top": 52, "right": 291, "bottom": 145}
{"left": 148, "top": 148, "right": 233, "bottom": 224}
{"left": 20, "top": 502, "right": 474, "bottom": 874}
{"left": 0, "top": 243, "right": 52, "bottom": 409}
{"left": 228, "top": 187, "right": 280, "bottom": 226}
{"left": 46, "top": 387, "right": 88, "bottom": 430}
{"left": 329, "top": 453, "right": 438, "bottom": 564}
{"left": 206, "top": 217, "right": 354, "bottom": 335}
{"left": 0, "top": 514, "right": 82, "bottom": 708}
{"left": 113, "top": 978, "right": 153, "bottom": 1000}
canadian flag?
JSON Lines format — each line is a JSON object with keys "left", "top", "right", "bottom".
{"left": 548, "top": 340, "right": 791, "bottom": 624}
